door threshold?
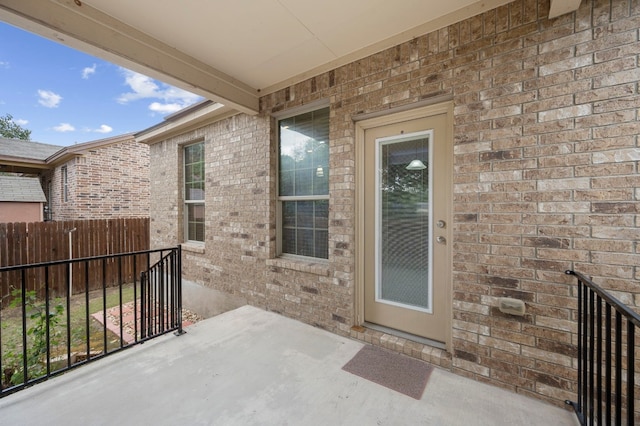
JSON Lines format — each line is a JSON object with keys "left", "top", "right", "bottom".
{"left": 363, "top": 322, "right": 446, "bottom": 350}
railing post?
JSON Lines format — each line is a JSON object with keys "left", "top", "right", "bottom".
{"left": 132, "top": 255, "right": 138, "bottom": 343}
{"left": 20, "top": 269, "right": 28, "bottom": 388}
{"left": 565, "top": 270, "right": 584, "bottom": 423}
{"left": 588, "top": 289, "right": 594, "bottom": 426}
{"left": 44, "top": 266, "right": 51, "bottom": 378}
{"left": 158, "top": 255, "right": 164, "bottom": 333}
{"left": 66, "top": 262, "right": 73, "bottom": 369}
{"left": 628, "top": 323, "right": 635, "bottom": 425}
{"left": 118, "top": 256, "right": 124, "bottom": 347}
{"left": 605, "top": 304, "right": 612, "bottom": 425}
{"left": 596, "top": 295, "right": 602, "bottom": 425}
{"left": 140, "top": 270, "right": 146, "bottom": 339}
{"left": 615, "top": 312, "right": 622, "bottom": 423}
{"left": 174, "top": 245, "right": 185, "bottom": 336}
{"left": 565, "top": 269, "right": 640, "bottom": 426}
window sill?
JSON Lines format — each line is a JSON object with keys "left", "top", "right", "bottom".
{"left": 266, "top": 257, "right": 330, "bottom": 276}
{"left": 182, "top": 243, "right": 205, "bottom": 254}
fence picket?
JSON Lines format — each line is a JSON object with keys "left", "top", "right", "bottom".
{"left": 0, "top": 218, "right": 149, "bottom": 305}
{"left": 0, "top": 224, "right": 7, "bottom": 301}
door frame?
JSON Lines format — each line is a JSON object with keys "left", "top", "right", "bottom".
{"left": 354, "top": 101, "right": 454, "bottom": 352}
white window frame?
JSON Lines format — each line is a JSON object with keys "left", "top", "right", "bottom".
{"left": 183, "top": 141, "right": 205, "bottom": 244}
{"left": 61, "top": 166, "right": 68, "bottom": 202}
{"left": 275, "top": 100, "right": 330, "bottom": 259}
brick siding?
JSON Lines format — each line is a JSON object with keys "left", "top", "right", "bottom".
{"left": 149, "top": 0, "right": 640, "bottom": 406}
{"left": 44, "top": 137, "right": 150, "bottom": 220}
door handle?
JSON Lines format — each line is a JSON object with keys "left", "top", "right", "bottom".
{"left": 436, "top": 236, "right": 446, "bottom": 245}
{"left": 436, "top": 220, "right": 446, "bottom": 229}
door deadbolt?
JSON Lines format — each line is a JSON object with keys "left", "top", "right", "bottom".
{"left": 436, "top": 236, "right": 446, "bottom": 244}
{"left": 436, "top": 220, "right": 446, "bottom": 229}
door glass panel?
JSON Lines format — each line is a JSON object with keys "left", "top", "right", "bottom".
{"left": 376, "top": 132, "right": 432, "bottom": 312}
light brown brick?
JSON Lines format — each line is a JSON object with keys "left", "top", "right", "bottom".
{"left": 146, "top": 0, "right": 640, "bottom": 410}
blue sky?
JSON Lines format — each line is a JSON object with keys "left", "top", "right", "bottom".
{"left": 0, "top": 22, "right": 202, "bottom": 147}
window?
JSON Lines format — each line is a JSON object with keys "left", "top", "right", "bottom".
{"left": 61, "top": 166, "right": 68, "bottom": 202}
{"left": 184, "top": 142, "right": 205, "bottom": 243}
{"left": 278, "top": 107, "right": 329, "bottom": 259}
{"left": 45, "top": 180, "right": 52, "bottom": 221}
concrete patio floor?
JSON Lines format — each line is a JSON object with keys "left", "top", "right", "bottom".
{"left": 0, "top": 305, "right": 578, "bottom": 426}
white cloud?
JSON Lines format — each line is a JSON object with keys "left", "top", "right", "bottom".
{"left": 94, "top": 124, "right": 113, "bottom": 134}
{"left": 117, "top": 68, "right": 201, "bottom": 114}
{"left": 53, "top": 123, "right": 75, "bottom": 132}
{"left": 38, "top": 90, "right": 62, "bottom": 108}
{"left": 117, "top": 70, "right": 159, "bottom": 104}
{"left": 149, "top": 102, "right": 184, "bottom": 114}
{"left": 0, "top": 61, "right": 9, "bottom": 69}
{"left": 13, "top": 118, "right": 29, "bottom": 126}
{"left": 82, "top": 63, "right": 97, "bottom": 79}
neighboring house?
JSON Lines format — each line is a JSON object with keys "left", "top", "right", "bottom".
{"left": 0, "top": 134, "right": 150, "bottom": 221}
{"left": 7, "top": 0, "right": 639, "bottom": 410}
{"left": 0, "top": 137, "right": 63, "bottom": 175}
{"left": 0, "top": 175, "right": 47, "bottom": 222}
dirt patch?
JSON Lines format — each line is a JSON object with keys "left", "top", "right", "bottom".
{"left": 92, "top": 301, "right": 200, "bottom": 344}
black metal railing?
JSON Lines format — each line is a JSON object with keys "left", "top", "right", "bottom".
{"left": 565, "top": 270, "right": 640, "bottom": 426}
{"left": 140, "top": 249, "right": 184, "bottom": 339}
{"left": 0, "top": 246, "right": 183, "bottom": 398}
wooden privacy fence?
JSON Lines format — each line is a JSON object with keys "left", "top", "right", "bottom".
{"left": 0, "top": 218, "right": 150, "bottom": 305}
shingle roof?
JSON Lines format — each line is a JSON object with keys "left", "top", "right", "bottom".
{"left": 0, "top": 138, "right": 63, "bottom": 161}
{"left": 0, "top": 175, "right": 47, "bottom": 202}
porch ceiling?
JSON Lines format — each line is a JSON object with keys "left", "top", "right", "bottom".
{"left": 0, "top": 0, "right": 580, "bottom": 115}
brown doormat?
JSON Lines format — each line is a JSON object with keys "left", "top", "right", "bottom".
{"left": 342, "top": 345, "right": 433, "bottom": 399}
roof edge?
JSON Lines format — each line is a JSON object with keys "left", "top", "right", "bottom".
{"left": 136, "top": 102, "right": 237, "bottom": 144}
{"left": 46, "top": 132, "right": 136, "bottom": 164}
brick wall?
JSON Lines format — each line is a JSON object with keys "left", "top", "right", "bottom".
{"left": 45, "top": 137, "right": 150, "bottom": 220}
{"left": 149, "top": 0, "right": 640, "bottom": 406}
{"left": 149, "top": 116, "right": 272, "bottom": 294}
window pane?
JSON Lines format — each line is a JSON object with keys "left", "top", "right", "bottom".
{"left": 297, "top": 229, "right": 315, "bottom": 257}
{"left": 379, "top": 136, "right": 430, "bottom": 309}
{"left": 314, "top": 200, "right": 329, "bottom": 228}
{"left": 315, "top": 230, "right": 328, "bottom": 259}
{"left": 185, "top": 164, "right": 194, "bottom": 181}
{"left": 185, "top": 182, "right": 204, "bottom": 201}
{"left": 279, "top": 170, "right": 294, "bottom": 196}
{"left": 313, "top": 167, "right": 328, "bottom": 195}
{"left": 294, "top": 168, "right": 313, "bottom": 196}
{"left": 297, "top": 200, "right": 314, "bottom": 228}
{"left": 279, "top": 107, "right": 329, "bottom": 198}
{"left": 281, "top": 200, "right": 328, "bottom": 259}
{"left": 282, "top": 228, "right": 296, "bottom": 254}
{"left": 283, "top": 201, "right": 296, "bottom": 227}
{"left": 185, "top": 144, "right": 204, "bottom": 177}
{"left": 185, "top": 143, "right": 203, "bottom": 165}
{"left": 187, "top": 203, "right": 205, "bottom": 242}
{"left": 279, "top": 153, "right": 296, "bottom": 172}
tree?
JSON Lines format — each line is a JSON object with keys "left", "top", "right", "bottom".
{"left": 0, "top": 113, "right": 31, "bottom": 140}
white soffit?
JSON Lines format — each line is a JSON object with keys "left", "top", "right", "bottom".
{"left": 78, "top": 0, "right": 512, "bottom": 91}
{"left": 0, "top": 0, "right": 521, "bottom": 112}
